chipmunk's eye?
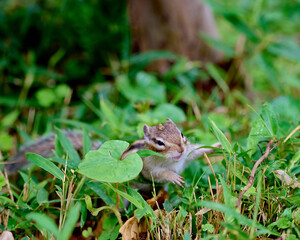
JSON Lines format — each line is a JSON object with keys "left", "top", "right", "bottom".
{"left": 181, "top": 132, "right": 184, "bottom": 138}
{"left": 155, "top": 139, "right": 165, "bottom": 146}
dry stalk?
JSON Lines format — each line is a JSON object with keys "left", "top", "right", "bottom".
{"left": 236, "top": 139, "right": 279, "bottom": 208}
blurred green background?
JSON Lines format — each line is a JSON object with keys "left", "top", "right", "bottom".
{"left": 0, "top": 0, "right": 299, "bottom": 151}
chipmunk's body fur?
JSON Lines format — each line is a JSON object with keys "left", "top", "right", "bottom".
{"left": 6, "top": 131, "right": 101, "bottom": 174}
{"left": 7, "top": 119, "right": 221, "bottom": 190}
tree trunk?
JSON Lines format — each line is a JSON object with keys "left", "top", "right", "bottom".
{"left": 129, "top": 0, "right": 223, "bottom": 72}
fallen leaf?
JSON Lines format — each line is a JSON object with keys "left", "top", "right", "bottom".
{"left": 274, "top": 170, "right": 300, "bottom": 189}
{"left": 196, "top": 207, "right": 211, "bottom": 216}
{"left": 0, "top": 231, "right": 14, "bottom": 240}
{"left": 146, "top": 189, "right": 169, "bottom": 209}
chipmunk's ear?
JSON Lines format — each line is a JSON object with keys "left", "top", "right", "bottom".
{"left": 166, "top": 118, "right": 175, "bottom": 124}
{"left": 143, "top": 125, "right": 151, "bottom": 142}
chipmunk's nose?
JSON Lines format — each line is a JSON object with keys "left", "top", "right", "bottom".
{"left": 177, "top": 145, "right": 184, "bottom": 153}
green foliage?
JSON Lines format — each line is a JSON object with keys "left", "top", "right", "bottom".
{"left": 78, "top": 140, "right": 143, "bottom": 183}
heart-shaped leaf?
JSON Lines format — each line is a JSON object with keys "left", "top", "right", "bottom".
{"left": 78, "top": 140, "right": 143, "bottom": 183}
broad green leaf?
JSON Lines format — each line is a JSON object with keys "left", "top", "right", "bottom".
{"left": 209, "top": 119, "right": 232, "bottom": 154}
{"left": 61, "top": 203, "right": 81, "bottom": 240}
{"left": 55, "top": 128, "right": 81, "bottom": 167}
{"left": 277, "top": 217, "right": 292, "bottom": 229}
{"left": 148, "top": 104, "right": 186, "bottom": 123}
{"left": 261, "top": 103, "right": 278, "bottom": 137}
{"left": 246, "top": 118, "right": 270, "bottom": 157}
{"left": 78, "top": 140, "right": 143, "bottom": 183}
{"left": 116, "top": 73, "right": 166, "bottom": 104}
{"left": 26, "top": 213, "right": 60, "bottom": 238}
{"left": 26, "top": 153, "right": 64, "bottom": 181}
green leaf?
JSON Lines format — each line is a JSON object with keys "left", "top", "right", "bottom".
{"left": 35, "top": 88, "right": 56, "bottom": 107}
{"left": 26, "top": 153, "right": 64, "bottom": 181}
{"left": 137, "top": 149, "right": 166, "bottom": 158}
{"left": 183, "top": 231, "right": 192, "bottom": 240}
{"left": 261, "top": 103, "right": 278, "bottom": 137}
{"left": 86, "top": 182, "right": 114, "bottom": 205}
{"left": 83, "top": 128, "right": 92, "bottom": 156}
{"left": 37, "top": 188, "right": 49, "bottom": 204}
{"left": 78, "top": 140, "right": 143, "bottom": 183}
{"left": 100, "top": 99, "right": 120, "bottom": 131}
{"left": 209, "top": 119, "right": 232, "bottom": 154}
{"left": 246, "top": 110, "right": 271, "bottom": 157}
{"left": 129, "top": 50, "right": 177, "bottom": 66}
{"left": 206, "top": 63, "right": 229, "bottom": 95}
{"left": 26, "top": 213, "right": 60, "bottom": 238}
{"left": 55, "top": 128, "right": 81, "bottom": 167}
{"left": 202, "top": 223, "right": 214, "bottom": 233}
{"left": 0, "top": 175, "right": 6, "bottom": 192}
{"left": 277, "top": 217, "right": 292, "bottom": 229}
{"left": 116, "top": 73, "right": 166, "bottom": 104}
{"left": 148, "top": 104, "right": 186, "bottom": 123}
{"left": 0, "top": 132, "right": 13, "bottom": 151}
{"left": 61, "top": 203, "right": 81, "bottom": 240}
{"left": 1, "top": 110, "right": 20, "bottom": 128}
{"left": 267, "top": 41, "right": 300, "bottom": 61}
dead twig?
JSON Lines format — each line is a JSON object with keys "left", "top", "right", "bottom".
{"left": 236, "top": 139, "right": 280, "bottom": 208}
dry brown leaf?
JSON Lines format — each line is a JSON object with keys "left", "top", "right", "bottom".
{"left": 146, "top": 189, "right": 169, "bottom": 209}
{"left": 0, "top": 231, "right": 14, "bottom": 240}
{"left": 274, "top": 170, "right": 300, "bottom": 189}
{"left": 119, "top": 216, "right": 150, "bottom": 240}
{"left": 195, "top": 207, "right": 211, "bottom": 216}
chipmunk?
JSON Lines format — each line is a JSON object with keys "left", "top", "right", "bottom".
{"left": 6, "top": 120, "right": 221, "bottom": 190}
{"left": 121, "top": 118, "right": 221, "bottom": 190}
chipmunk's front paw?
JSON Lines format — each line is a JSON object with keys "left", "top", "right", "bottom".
{"left": 168, "top": 172, "right": 185, "bottom": 187}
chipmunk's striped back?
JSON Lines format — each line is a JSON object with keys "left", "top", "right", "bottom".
{"left": 6, "top": 131, "right": 101, "bottom": 174}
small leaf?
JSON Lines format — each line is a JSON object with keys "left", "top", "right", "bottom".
{"left": 277, "top": 217, "right": 292, "bottom": 229}
{"left": 78, "top": 140, "right": 143, "bottom": 183}
{"left": 26, "top": 153, "right": 64, "bottom": 181}
{"left": 137, "top": 149, "right": 166, "bottom": 158}
{"left": 26, "top": 213, "right": 60, "bottom": 238}
{"left": 209, "top": 119, "right": 232, "bottom": 154}
{"left": 202, "top": 223, "right": 214, "bottom": 233}
{"left": 83, "top": 128, "right": 92, "bottom": 156}
{"left": 148, "top": 104, "right": 186, "bottom": 122}
{"left": 55, "top": 128, "right": 81, "bottom": 167}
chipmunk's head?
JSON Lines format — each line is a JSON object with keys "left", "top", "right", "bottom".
{"left": 143, "top": 118, "right": 188, "bottom": 160}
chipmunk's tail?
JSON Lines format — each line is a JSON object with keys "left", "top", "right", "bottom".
{"left": 5, "top": 131, "right": 101, "bottom": 174}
